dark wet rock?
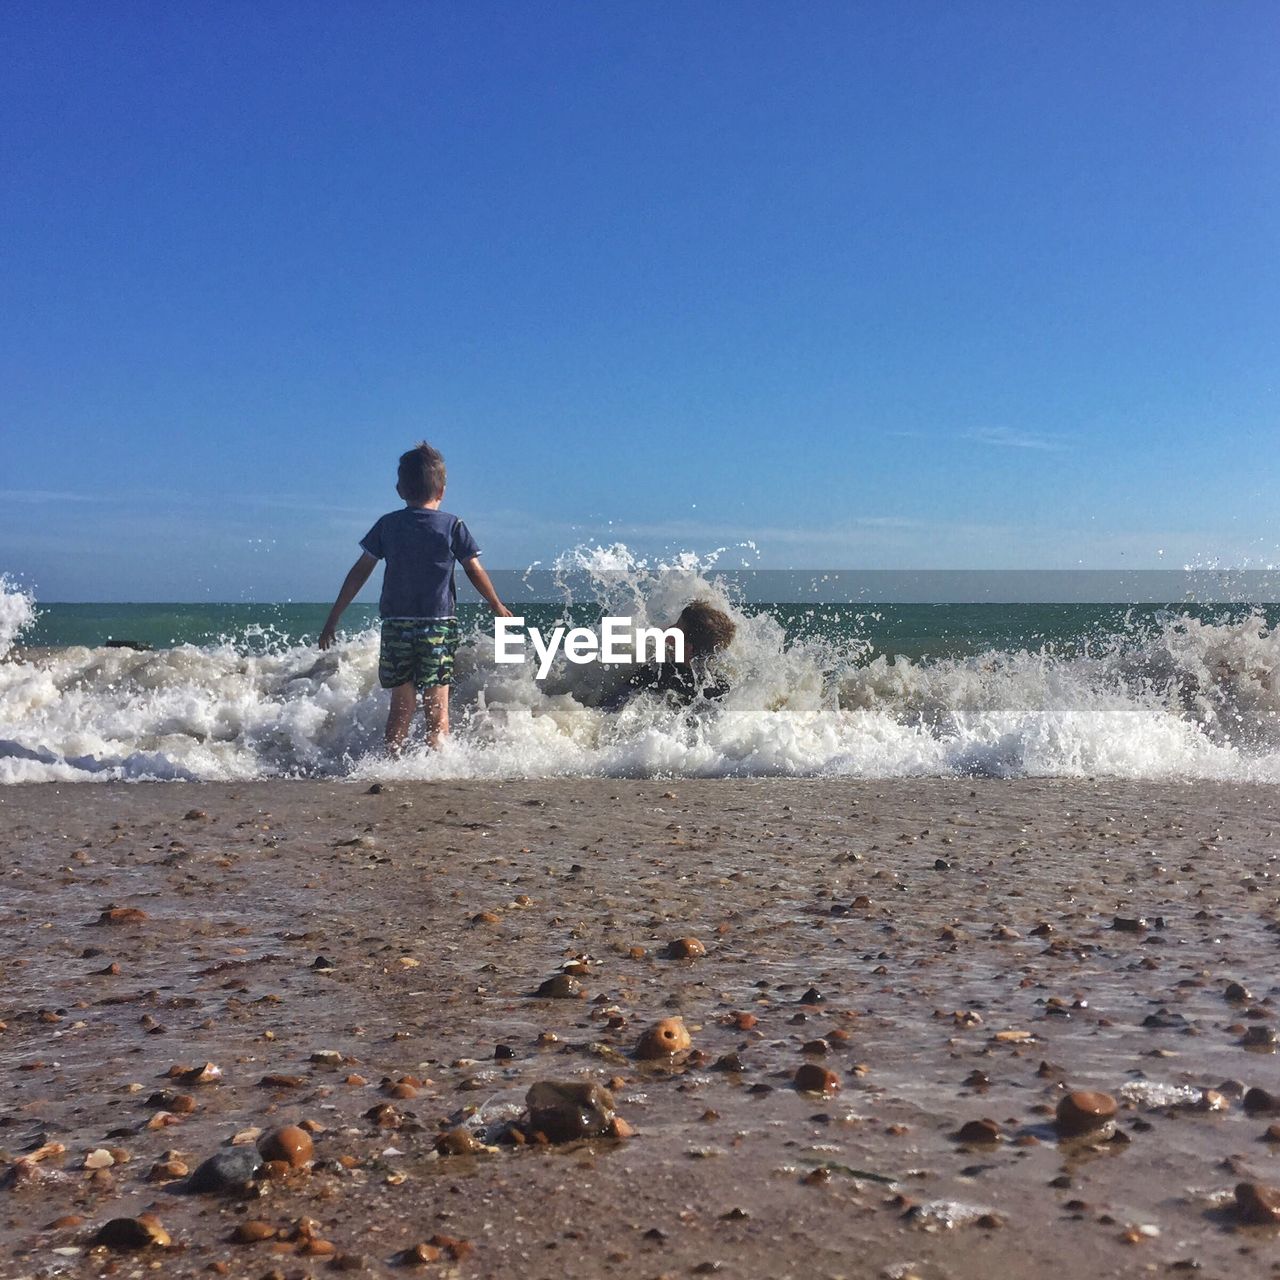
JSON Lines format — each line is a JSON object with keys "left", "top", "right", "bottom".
{"left": 1244, "top": 1086, "right": 1280, "bottom": 1114}
{"left": 526, "top": 1080, "right": 616, "bottom": 1142}
{"left": 535, "top": 973, "right": 583, "bottom": 999}
{"left": 1141, "top": 1008, "right": 1188, "bottom": 1029}
{"left": 94, "top": 1215, "right": 170, "bottom": 1249}
{"left": 1225, "top": 981, "right": 1253, "bottom": 1002}
{"left": 1241, "top": 1025, "right": 1277, "bottom": 1049}
{"left": 798, "top": 987, "right": 825, "bottom": 1005}
{"left": 186, "top": 1147, "right": 263, "bottom": 1194}
{"left": 1234, "top": 1181, "right": 1280, "bottom": 1224}
{"left": 311, "top": 955, "right": 337, "bottom": 971}
{"left": 1112, "top": 916, "right": 1147, "bottom": 933}
{"left": 1055, "top": 1090, "right": 1118, "bottom": 1138}
{"left": 954, "top": 1118, "right": 1002, "bottom": 1144}
{"left": 494, "top": 1044, "right": 517, "bottom": 1060}
{"left": 794, "top": 1063, "right": 841, "bottom": 1095}
{"left": 712, "top": 1052, "right": 746, "bottom": 1072}
{"left": 635, "top": 1017, "right": 692, "bottom": 1058}
{"left": 258, "top": 1124, "right": 313, "bottom": 1167}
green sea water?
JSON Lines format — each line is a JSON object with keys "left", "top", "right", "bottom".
{"left": 21, "top": 600, "right": 1280, "bottom": 663}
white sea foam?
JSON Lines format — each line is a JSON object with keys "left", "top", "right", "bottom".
{"left": 3, "top": 557, "right": 1280, "bottom": 783}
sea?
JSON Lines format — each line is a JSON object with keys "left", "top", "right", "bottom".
{"left": 4, "top": 555, "right": 1280, "bottom": 783}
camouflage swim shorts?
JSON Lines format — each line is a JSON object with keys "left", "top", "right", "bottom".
{"left": 378, "top": 617, "right": 460, "bottom": 690}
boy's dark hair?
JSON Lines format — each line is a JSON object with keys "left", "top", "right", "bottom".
{"left": 676, "top": 601, "right": 736, "bottom": 659}
{"left": 398, "top": 442, "right": 447, "bottom": 503}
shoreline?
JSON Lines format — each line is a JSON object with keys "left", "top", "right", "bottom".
{"left": 2, "top": 777, "right": 1279, "bottom": 1277}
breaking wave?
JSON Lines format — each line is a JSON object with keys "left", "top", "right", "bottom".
{"left": 3, "top": 557, "right": 1280, "bottom": 783}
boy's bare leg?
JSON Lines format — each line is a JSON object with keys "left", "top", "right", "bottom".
{"left": 424, "top": 685, "right": 449, "bottom": 749}
{"left": 385, "top": 683, "right": 418, "bottom": 755}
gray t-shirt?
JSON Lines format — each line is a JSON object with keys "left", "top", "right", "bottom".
{"left": 359, "top": 507, "right": 481, "bottom": 619}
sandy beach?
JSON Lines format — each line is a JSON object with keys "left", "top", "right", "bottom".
{"left": 2, "top": 777, "right": 1279, "bottom": 1278}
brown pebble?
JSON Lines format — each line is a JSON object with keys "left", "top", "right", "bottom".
{"left": 731, "top": 1011, "right": 757, "bottom": 1031}
{"left": 387, "top": 1082, "right": 418, "bottom": 1099}
{"left": 665, "top": 937, "right": 706, "bottom": 959}
{"left": 1055, "top": 1090, "right": 1118, "bottom": 1138}
{"left": 258, "top": 1124, "right": 313, "bottom": 1167}
{"left": 794, "top": 1063, "right": 841, "bottom": 1095}
{"left": 635, "top": 1017, "right": 692, "bottom": 1059}
{"left": 97, "top": 907, "right": 148, "bottom": 926}
{"left": 147, "top": 1158, "right": 189, "bottom": 1181}
{"left": 231, "top": 1221, "right": 277, "bottom": 1244}
{"left": 435, "top": 1127, "right": 484, "bottom": 1156}
{"left": 1234, "top": 1181, "right": 1280, "bottom": 1224}
{"left": 954, "top": 1118, "right": 1002, "bottom": 1144}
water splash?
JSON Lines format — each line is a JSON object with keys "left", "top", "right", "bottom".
{"left": 3, "top": 555, "right": 1280, "bottom": 783}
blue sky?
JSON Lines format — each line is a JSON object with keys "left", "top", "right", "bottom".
{"left": 3, "top": 2, "right": 1278, "bottom": 600}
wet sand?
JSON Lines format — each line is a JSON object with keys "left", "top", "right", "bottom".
{"left": 1, "top": 777, "right": 1279, "bottom": 1278}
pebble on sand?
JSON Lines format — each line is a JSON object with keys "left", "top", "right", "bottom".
{"left": 1055, "top": 1090, "right": 1118, "bottom": 1138}
{"left": 96, "top": 906, "right": 148, "bottom": 926}
{"left": 535, "top": 974, "right": 584, "bottom": 999}
{"left": 635, "top": 1017, "right": 693, "bottom": 1059}
{"left": 794, "top": 1064, "right": 841, "bottom": 1095}
{"left": 953, "top": 1118, "right": 1002, "bottom": 1144}
{"left": 526, "top": 1080, "right": 617, "bottom": 1142}
{"left": 435, "top": 1127, "right": 486, "bottom": 1156}
{"left": 665, "top": 937, "right": 707, "bottom": 959}
{"left": 258, "top": 1124, "right": 314, "bottom": 1167}
{"left": 93, "top": 1215, "right": 170, "bottom": 1250}
{"left": 187, "top": 1148, "right": 263, "bottom": 1194}
{"left": 1243, "top": 1087, "right": 1279, "bottom": 1114}
{"left": 1234, "top": 1181, "right": 1280, "bottom": 1224}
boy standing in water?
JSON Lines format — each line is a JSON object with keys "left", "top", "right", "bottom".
{"left": 320, "top": 443, "right": 511, "bottom": 753}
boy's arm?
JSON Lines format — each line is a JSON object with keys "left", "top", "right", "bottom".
{"left": 462, "top": 557, "right": 512, "bottom": 617}
{"left": 319, "top": 553, "right": 378, "bottom": 649}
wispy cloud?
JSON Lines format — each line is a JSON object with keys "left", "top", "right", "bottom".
{"left": 965, "top": 426, "right": 1068, "bottom": 452}
{"left": 0, "top": 489, "right": 94, "bottom": 503}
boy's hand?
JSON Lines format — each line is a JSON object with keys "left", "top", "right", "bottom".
{"left": 318, "top": 623, "right": 337, "bottom": 650}
{"left": 494, "top": 604, "right": 514, "bottom": 618}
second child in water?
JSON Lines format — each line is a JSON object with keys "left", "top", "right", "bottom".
{"left": 320, "top": 442, "right": 511, "bottom": 753}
